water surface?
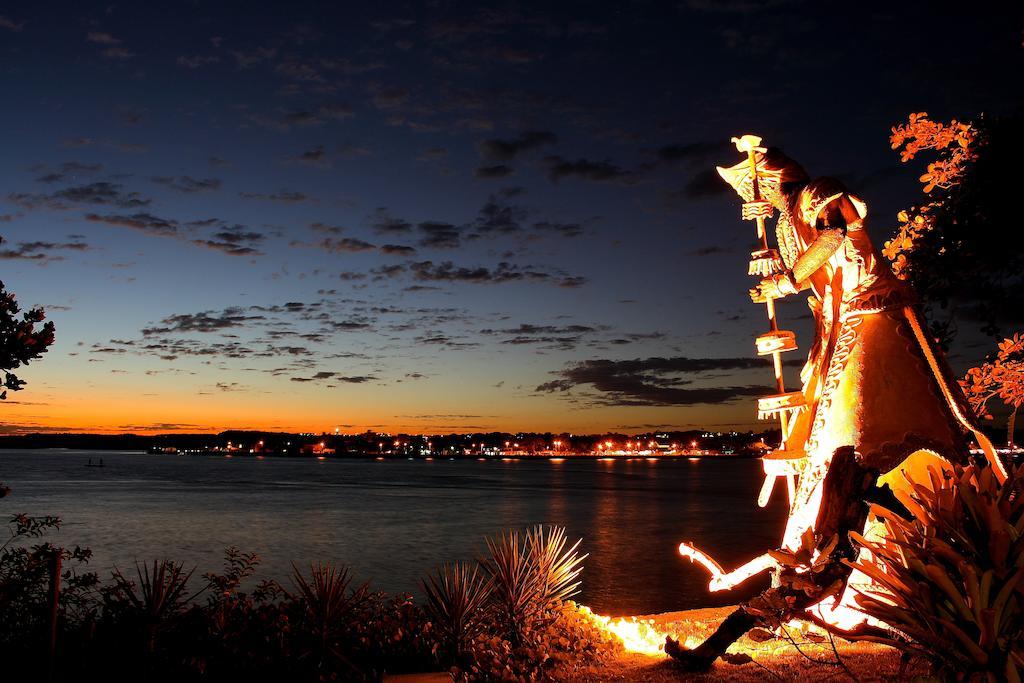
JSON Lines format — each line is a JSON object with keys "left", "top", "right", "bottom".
{"left": 0, "top": 451, "right": 789, "bottom": 615}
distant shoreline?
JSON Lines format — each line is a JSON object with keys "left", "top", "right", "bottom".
{"left": 0, "top": 448, "right": 756, "bottom": 460}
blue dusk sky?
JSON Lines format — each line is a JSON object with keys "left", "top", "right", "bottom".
{"left": 0, "top": 1, "right": 1020, "bottom": 434}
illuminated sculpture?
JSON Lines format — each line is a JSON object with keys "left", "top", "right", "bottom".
{"left": 666, "top": 136, "right": 1007, "bottom": 668}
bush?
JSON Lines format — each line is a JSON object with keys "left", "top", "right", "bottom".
{"left": 838, "top": 462, "right": 1024, "bottom": 681}
{"left": 423, "top": 561, "right": 491, "bottom": 663}
{"left": 0, "top": 520, "right": 602, "bottom": 681}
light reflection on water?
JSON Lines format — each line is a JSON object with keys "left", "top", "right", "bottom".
{"left": 0, "top": 450, "right": 788, "bottom": 616}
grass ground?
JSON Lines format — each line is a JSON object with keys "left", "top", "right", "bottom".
{"left": 553, "top": 607, "right": 924, "bottom": 682}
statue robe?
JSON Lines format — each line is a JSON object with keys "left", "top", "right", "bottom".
{"left": 775, "top": 177, "right": 980, "bottom": 548}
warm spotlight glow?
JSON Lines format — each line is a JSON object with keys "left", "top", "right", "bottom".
{"left": 578, "top": 606, "right": 686, "bottom": 657}
{"left": 679, "top": 543, "right": 778, "bottom": 592}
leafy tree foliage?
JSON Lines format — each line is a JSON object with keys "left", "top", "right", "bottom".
{"left": 884, "top": 110, "right": 1024, "bottom": 345}
{"left": 961, "top": 333, "right": 1024, "bottom": 447}
{"left": 0, "top": 278, "right": 54, "bottom": 399}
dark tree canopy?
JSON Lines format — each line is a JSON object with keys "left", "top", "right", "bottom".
{"left": 885, "top": 110, "right": 1024, "bottom": 344}
{"left": 0, "top": 279, "right": 55, "bottom": 399}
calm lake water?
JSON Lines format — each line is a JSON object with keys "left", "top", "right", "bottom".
{"left": 0, "top": 450, "right": 789, "bottom": 616}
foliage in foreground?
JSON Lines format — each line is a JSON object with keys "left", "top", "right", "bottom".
{"left": 883, "top": 111, "right": 1024, "bottom": 345}
{"left": 0, "top": 279, "right": 55, "bottom": 399}
{"left": 0, "top": 515, "right": 616, "bottom": 682}
{"left": 961, "top": 333, "right": 1024, "bottom": 448}
{"left": 426, "top": 525, "right": 611, "bottom": 681}
{"left": 829, "top": 463, "right": 1024, "bottom": 682}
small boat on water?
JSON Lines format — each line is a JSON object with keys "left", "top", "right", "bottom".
{"left": 85, "top": 458, "right": 105, "bottom": 468}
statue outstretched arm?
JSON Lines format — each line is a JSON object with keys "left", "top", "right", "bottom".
{"left": 790, "top": 228, "right": 844, "bottom": 285}
{"left": 751, "top": 192, "right": 854, "bottom": 302}
{"left": 751, "top": 230, "right": 843, "bottom": 302}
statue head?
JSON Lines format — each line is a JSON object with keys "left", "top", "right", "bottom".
{"left": 717, "top": 147, "right": 808, "bottom": 209}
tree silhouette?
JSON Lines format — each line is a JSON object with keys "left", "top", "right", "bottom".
{"left": 883, "top": 110, "right": 1024, "bottom": 345}
{"left": 961, "top": 333, "right": 1024, "bottom": 448}
{"left": 0, "top": 279, "right": 55, "bottom": 400}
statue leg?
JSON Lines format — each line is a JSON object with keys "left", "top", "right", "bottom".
{"left": 667, "top": 448, "right": 879, "bottom": 671}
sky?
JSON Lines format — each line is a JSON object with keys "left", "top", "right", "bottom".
{"left": 0, "top": 1, "right": 1021, "bottom": 435}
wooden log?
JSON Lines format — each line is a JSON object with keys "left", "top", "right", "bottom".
{"left": 667, "top": 447, "right": 880, "bottom": 671}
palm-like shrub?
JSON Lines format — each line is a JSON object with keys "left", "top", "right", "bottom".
{"left": 839, "top": 462, "right": 1024, "bottom": 681}
{"left": 527, "top": 525, "right": 586, "bottom": 608}
{"left": 423, "top": 562, "right": 492, "bottom": 662}
{"left": 107, "top": 560, "right": 195, "bottom": 653}
{"left": 482, "top": 528, "right": 539, "bottom": 645}
{"left": 481, "top": 525, "right": 586, "bottom": 647}
{"left": 289, "top": 561, "right": 370, "bottom": 674}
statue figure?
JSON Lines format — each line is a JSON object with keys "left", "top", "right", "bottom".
{"left": 668, "top": 137, "right": 1005, "bottom": 669}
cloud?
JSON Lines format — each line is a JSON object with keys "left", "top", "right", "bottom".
{"left": 10, "top": 182, "right": 150, "bottom": 210}
{"left": 682, "top": 168, "right": 728, "bottom": 199}
{"left": 302, "top": 237, "right": 377, "bottom": 253}
{"left": 483, "top": 323, "right": 597, "bottom": 335}
{"left": 88, "top": 212, "right": 269, "bottom": 256}
{"left": 684, "top": 0, "right": 799, "bottom": 13}
{"left": 0, "top": 15, "right": 24, "bottom": 31}
{"left": 533, "top": 220, "right": 584, "bottom": 238}
{"left": 536, "top": 356, "right": 776, "bottom": 406}
{"left": 291, "top": 373, "right": 376, "bottom": 383}
{"left": 59, "top": 138, "right": 94, "bottom": 148}
{"left": 0, "top": 239, "right": 91, "bottom": 263}
{"left": 649, "top": 140, "right": 731, "bottom": 168}
{"left": 469, "top": 197, "right": 526, "bottom": 236}
{"left": 86, "top": 31, "right": 133, "bottom": 59}
{"left": 409, "top": 260, "right": 585, "bottom": 287}
{"left": 288, "top": 145, "right": 329, "bottom": 167}
{"left": 369, "top": 208, "right": 413, "bottom": 234}
{"left": 474, "top": 164, "right": 514, "bottom": 179}
{"left": 478, "top": 131, "right": 558, "bottom": 161}
{"left": 86, "top": 212, "right": 179, "bottom": 236}
{"left": 370, "top": 264, "right": 406, "bottom": 280}
{"left": 177, "top": 54, "right": 220, "bottom": 68}
{"left": 86, "top": 31, "right": 121, "bottom": 45}
{"left": 34, "top": 162, "right": 103, "bottom": 183}
{"left": 239, "top": 190, "right": 309, "bottom": 203}
{"left": 62, "top": 161, "right": 103, "bottom": 173}
{"left": 193, "top": 226, "right": 265, "bottom": 256}
{"left": 417, "top": 222, "right": 461, "bottom": 249}
{"left": 141, "top": 307, "right": 265, "bottom": 336}
{"left": 58, "top": 182, "right": 149, "bottom": 207}
{"left": 231, "top": 46, "right": 278, "bottom": 69}
{"left": 380, "top": 244, "right": 417, "bottom": 255}
{"left": 151, "top": 176, "right": 222, "bottom": 193}
{"left": 480, "top": 323, "right": 600, "bottom": 351}
{"left": 688, "top": 245, "right": 733, "bottom": 256}
{"left": 246, "top": 104, "right": 354, "bottom": 130}
{"left": 369, "top": 85, "right": 410, "bottom": 110}
{"left": 418, "top": 147, "right": 448, "bottom": 161}
{"left": 542, "top": 156, "right": 635, "bottom": 184}
{"left": 302, "top": 223, "right": 342, "bottom": 237}
{"left": 115, "top": 423, "right": 204, "bottom": 432}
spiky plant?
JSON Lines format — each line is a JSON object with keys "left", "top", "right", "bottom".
{"left": 108, "top": 559, "right": 195, "bottom": 653}
{"left": 481, "top": 525, "right": 587, "bottom": 645}
{"left": 289, "top": 561, "right": 370, "bottom": 673}
{"left": 422, "top": 561, "right": 492, "bottom": 663}
{"left": 833, "top": 463, "right": 1024, "bottom": 681}
{"left": 526, "top": 525, "right": 587, "bottom": 608}
{"left": 482, "top": 529, "right": 540, "bottom": 645}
